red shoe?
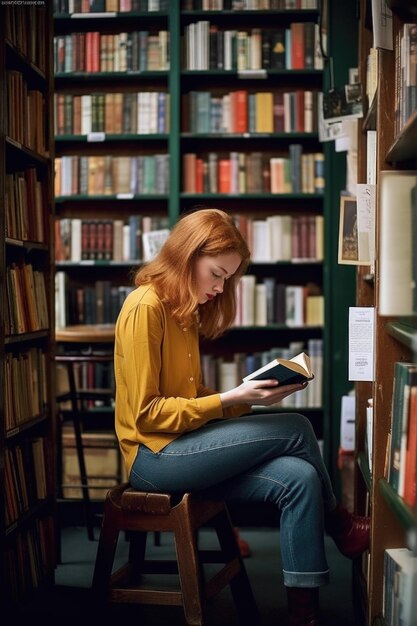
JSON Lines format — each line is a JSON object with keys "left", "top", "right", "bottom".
{"left": 233, "top": 528, "right": 252, "bottom": 558}
{"left": 325, "top": 503, "right": 370, "bottom": 559}
{"left": 286, "top": 587, "right": 321, "bottom": 626}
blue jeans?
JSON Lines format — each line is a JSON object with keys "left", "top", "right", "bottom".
{"left": 130, "top": 413, "right": 337, "bottom": 588}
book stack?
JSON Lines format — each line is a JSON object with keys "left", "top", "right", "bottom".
{"left": 383, "top": 548, "right": 417, "bottom": 626}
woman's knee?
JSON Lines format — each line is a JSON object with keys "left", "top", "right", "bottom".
{"left": 252, "top": 455, "right": 321, "bottom": 507}
{"left": 291, "top": 412, "right": 315, "bottom": 433}
{"left": 283, "top": 457, "right": 322, "bottom": 502}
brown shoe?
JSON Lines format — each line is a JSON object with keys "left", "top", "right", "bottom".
{"left": 325, "top": 502, "right": 370, "bottom": 559}
{"left": 286, "top": 586, "right": 321, "bottom": 626}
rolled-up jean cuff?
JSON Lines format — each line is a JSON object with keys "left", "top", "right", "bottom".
{"left": 283, "top": 569, "right": 330, "bottom": 588}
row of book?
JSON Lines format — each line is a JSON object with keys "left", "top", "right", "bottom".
{"left": 5, "top": 169, "right": 48, "bottom": 243}
{"left": 54, "top": 272, "right": 323, "bottom": 329}
{"left": 183, "top": 1, "right": 318, "bottom": 8}
{"left": 55, "top": 216, "right": 169, "bottom": 262}
{"left": 4, "top": 348, "right": 48, "bottom": 432}
{"left": 54, "top": 154, "right": 170, "bottom": 196}
{"left": 55, "top": 274, "right": 134, "bottom": 327}
{"left": 54, "top": 213, "right": 323, "bottom": 264}
{"left": 386, "top": 361, "right": 417, "bottom": 509}
{"left": 184, "top": 21, "right": 323, "bottom": 71}
{"left": 6, "top": 263, "right": 49, "bottom": 336}
{"left": 6, "top": 72, "right": 47, "bottom": 155}
{"left": 55, "top": 91, "right": 170, "bottom": 136}
{"left": 184, "top": 89, "right": 319, "bottom": 134}
{"left": 56, "top": 359, "right": 115, "bottom": 411}
{"left": 394, "top": 23, "right": 417, "bottom": 136}
{"left": 54, "top": 0, "right": 169, "bottom": 12}
{"left": 5, "top": 518, "right": 52, "bottom": 602}
{"left": 383, "top": 548, "right": 417, "bottom": 626}
{"left": 3, "top": 6, "right": 47, "bottom": 72}
{"left": 234, "top": 276, "right": 324, "bottom": 327}
{"left": 5, "top": 438, "right": 47, "bottom": 527}
{"left": 201, "top": 339, "right": 323, "bottom": 408}
{"left": 242, "top": 214, "right": 324, "bottom": 262}
{"left": 182, "top": 149, "right": 325, "bottom": 194}
{"left": 54, "top": 0, "right": 317, "bottom": 12}
{"left": 54, "top": 30, "right": 170, "bottom": 73}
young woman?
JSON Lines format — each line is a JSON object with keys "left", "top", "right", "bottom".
{"left": 114, "top": 208, "right": 369, "bottom": 626}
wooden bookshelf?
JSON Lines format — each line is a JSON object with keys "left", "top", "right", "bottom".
{"left": 354, "top": 1, "right": 417, "bottom": 624}
{"left": 52, "top": 0, "right": 359, "bottom": 511}
{"left": 0, "top": 3, "right": 56, "bottom": 606}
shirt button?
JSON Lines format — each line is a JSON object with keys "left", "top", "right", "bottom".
{"left": 188, "top": 353, "right": 191, "bottom": 358}
{"left": 189, "top": 377, "right": 194, "bottom": 382}
{"left": 183, "top": 327, "right": 187, "bottom": 332}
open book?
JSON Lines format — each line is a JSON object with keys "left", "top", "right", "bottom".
{"left": 243, "top": 352, "right": 313, "bottom": 385}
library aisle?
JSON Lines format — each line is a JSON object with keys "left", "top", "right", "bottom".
{"left": 16, "top": 526, "right": 355, "bottom": 626}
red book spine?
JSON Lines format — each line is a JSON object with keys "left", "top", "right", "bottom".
{"left": 85, "top": 32, "right": 92, "bottom": 73}
{"left": 93, "top": 32, "right": 100, "bottom": 73}
{"left": 183, "top": 153, "right": 196, "bottom": 193}
{"left": 218, "top": 159, "right": 231, "bottom": 193}
{"left": 196, "top": 158, "right": 204, "bottom": 193}
{"left": 104, "top": 220, "right": 113, "bottom": 261}
{"left": 273, "top": 91, "right": 284, "bottom": 133}
{"left": 403, "top": 386, "right": 417, "bottom": 507}
{"left": 88, "top": 220, "right": 97, "bottom": 260}
{"left": 296, "top": 90, "right": 305, "bottom": 132}
{"left": 96, "top": 220, "right": 104, "bottom": 260}
{"left": 81, "top": 220, "right": 89, "bottom": 260}
{"left": 291, "top": 23, "right": 305, "bottom": 70}
{"left": 234, "top": 90, "right": 248, "bottom": 133}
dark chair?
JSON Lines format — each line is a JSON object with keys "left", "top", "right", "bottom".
{"left": 92, "top": 483, "right": 260, "bottom": 626}
{"left": 55, "top": 324, "right": 120, "bottom": 541}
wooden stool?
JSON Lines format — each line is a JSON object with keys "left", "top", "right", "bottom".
{"left": 92, "top": 483, "right": 260, "bottom": 626}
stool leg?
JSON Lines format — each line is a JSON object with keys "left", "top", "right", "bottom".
{"left": 92, "top": 499, "right": 121, "bottom": 599}
{"left": 214, "top": 509, "right": 260, "bottom": 626}
{"left": 127, "top": 530, "right": 147, "bottom": 577}
{"left": 173, "top": 501, "right": 205, "bottom": 626}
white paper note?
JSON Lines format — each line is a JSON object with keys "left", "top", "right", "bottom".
{"left": 348, "top": 307, "right": 375, "bottom": 381}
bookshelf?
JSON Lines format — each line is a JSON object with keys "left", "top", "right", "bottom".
{"left": 52, "top": 0, "right": 357, "bottom": 503}
{"left": 354, "top": 1, "right": 417, "bottom": 625}
{"left": 0, "top": 3, "right": 56, "bottom": 606}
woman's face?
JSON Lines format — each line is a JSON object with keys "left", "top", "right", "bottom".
{"left": 194, "top": 252, "right": 242, "bottom": 305}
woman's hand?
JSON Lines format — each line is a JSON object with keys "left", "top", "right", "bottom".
{"left": 219, "top": 378, "right": 309, "bottom": 409}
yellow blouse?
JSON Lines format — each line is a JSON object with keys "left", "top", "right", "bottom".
{"left": 114, "top": 285, "right": 251, "bottom": 475}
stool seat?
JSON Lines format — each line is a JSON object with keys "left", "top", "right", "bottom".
{"left": 92, "top": 483, "right": 259, "bottom": 625}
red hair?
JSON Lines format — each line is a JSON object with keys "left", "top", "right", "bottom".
{"left": 134, "top": 208, "right": 250, "bottom": 339}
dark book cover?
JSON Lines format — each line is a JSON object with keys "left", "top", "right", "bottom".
{"left": 243, "top": 352, "right": 312, "bottom": 385}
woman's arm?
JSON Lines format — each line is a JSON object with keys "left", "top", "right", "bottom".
{"left": 116, "top": 298, "right": 225, "bottom": 435}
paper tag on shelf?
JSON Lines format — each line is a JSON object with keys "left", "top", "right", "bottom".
{"left": 238, "top": 69, "right": 267, "bottom": 79}
{"left": 71, "top": 12, "right": 117, "bottom": 18}
{"left": 116, "top": 193, "right": 134, "bottom": 199}
{"left": 87, "top": 132, "right": 105, "bottom": 142}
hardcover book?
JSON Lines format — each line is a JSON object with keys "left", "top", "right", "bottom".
{"left": 243, "top": 351, "right": 313, "bottom": 385}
